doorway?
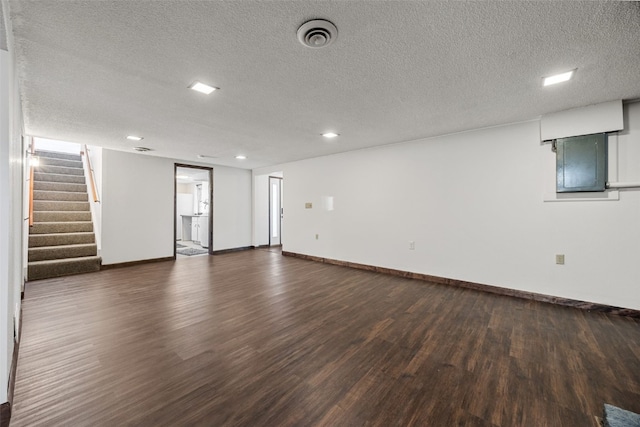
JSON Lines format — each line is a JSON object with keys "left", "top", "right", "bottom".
{"left": 269, "top": 176, "right": 283, "bottom": 246}
{"left": 174, "top": 164, "right": 213, "bottom": 258}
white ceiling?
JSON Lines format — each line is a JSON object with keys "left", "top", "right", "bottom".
{"left": 6, "top": 1, "right": 640, "bottom": 169}
{"left": 176, "top": 166, "right": 210, "bottom": 184}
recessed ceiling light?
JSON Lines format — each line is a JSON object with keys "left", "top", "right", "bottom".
{"left": 197, "top": 154, "right": 217, "bottom": 159}
{"left": 543, "top": 70, "right": 575, "bottom": 87}
{"left": 322, "top": 132, "right": 339, "bottom": 138}
{"left": 235, "top": 155, "right": 247, "bottom": 160}
{"left": 189, "top": 81, "right": 218, "bottom": 95}
{"left": 126, "top": 135, "right": 143, "bottom": 141}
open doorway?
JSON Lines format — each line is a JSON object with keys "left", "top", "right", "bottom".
{"left": 253, "top": 172, "right": 283, "bottom": 248}
{"left": 174, "top": 164, "right": 213, "bottom": 258}
{"left": 269, "top": 176, "right": 283, "bottom": 246}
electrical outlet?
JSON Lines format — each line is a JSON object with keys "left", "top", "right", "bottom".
{"left": 555, "top": 254, "right": 565, "bottom": 265}
{"left": 409, "top": 241, "right": 415, "bottom": 250}
{"left": 315, "top": 234, "right": 319, "bottom": 240}
{"left": 305, "top": 202, "right": 313, "bottom": 209}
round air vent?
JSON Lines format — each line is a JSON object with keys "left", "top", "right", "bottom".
{"left": 297, "top": 19, "right": 338, "bottom": 48}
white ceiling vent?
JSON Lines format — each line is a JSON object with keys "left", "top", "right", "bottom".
{"left": 133, "top": 146, "right": 152, "bottom": 152}
{"left": 297, "top": 19, "right": 338, "bottom": 48}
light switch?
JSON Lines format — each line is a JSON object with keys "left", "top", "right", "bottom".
{"left": 555, "top": 254, "right": 565, "bottom": 265}
{"left": 305, "top": 202, "right": 312, "bottom": 209}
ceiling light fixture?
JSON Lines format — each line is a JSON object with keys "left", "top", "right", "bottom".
{"left": 189, "top": 81, "right": 218, "bottom": 94}
{"left": 133, "top": 147, "right": 152, "bottom": 152}
{"left": 297, "top": 19, "right": 338, "bottom": 49}
{"left": 197, "top": 154, "right": 217, "bottom": 159}
{"left": 322, "top": 132, "right": 339, "bottom": 138}
{"left": 543, "top": 70, "right": 575, "bottom": 87}
{"left": 126, "top": 135, "right": 143, "bottom": 141}
{"left": 235, "top": 155, "right": 247, "bottom": 160}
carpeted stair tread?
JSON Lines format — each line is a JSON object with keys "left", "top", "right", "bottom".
{"left": 30, "top": 221, "right": 93, "bottom": 234}
{"left": 37, "top": 164, "right": 84, "bottom": 176}
{"left": 33, "top": 211, "right": 92, "bottom": 222}
{"left": 33, "top": 190, "right": 88, "bottom": 202}
{"left": 28, "top": 256, "right": 101, "bottom": 281}
{"left": 37, "top": 157, "right": 83, "bottom": 168}
{"left": 29, "top": 232, "right": 95, "bottom": 247}
{"left": 28, "top": 243, "right": 98, "bottom": 262}
{"left": 604, "top": 404, "right": 640, "bottom": 427}
{"left": 34, "top": 181, "right": 87, "bottom": 193}
{"left": 33, "top": 200, "right": 90, "bottom": 212}
{"left": 34, "top": 150, "right": 81, "bottom": 162}
{"left": 34, "top": 172, "right": 85, "bottom": 184}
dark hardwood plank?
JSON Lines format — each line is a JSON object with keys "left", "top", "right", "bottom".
{"left": 10, "top": 249, "right": 640, "bottom": 426}
{"left": 282, "top": 251, "right": 640, "bottom": 318}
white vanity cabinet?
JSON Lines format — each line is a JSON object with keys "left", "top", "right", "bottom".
{"left": 182, "top": 215, "right": 209, "bottom": 248}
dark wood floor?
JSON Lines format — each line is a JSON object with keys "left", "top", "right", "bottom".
{"left": 11, "top": 249, "right": 640, "bottom": 426}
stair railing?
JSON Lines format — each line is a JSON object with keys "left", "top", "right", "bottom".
{"left": 28, "top": 140, "right": 36, "bottom": 226}
{"left": 82, "top": 145, "right": 100, "bottom": 203}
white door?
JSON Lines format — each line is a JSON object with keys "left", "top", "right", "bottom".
{"left": 269, "top": 177, "right": 282, "bottom": 246}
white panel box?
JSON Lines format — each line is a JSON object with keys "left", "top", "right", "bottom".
{"left": 541, "top": 100, "right": 623, "bottom": 141}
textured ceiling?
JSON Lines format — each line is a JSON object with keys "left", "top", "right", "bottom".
{"left": 7, "top": 1, "right": 640, "bottom": 169}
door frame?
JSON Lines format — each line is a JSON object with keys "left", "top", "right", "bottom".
{"left": 268, "top": 176, "right": 283, "bottom": 246}
{"left": 174, "top": 163, "right": 214, "bottom": 258}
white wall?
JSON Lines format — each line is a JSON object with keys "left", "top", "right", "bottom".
{"left": 0, "top": 41, "right": 10, "bottom": 407}
{"left": 253, "top": 174, "right": 269, "bottom": 246}
{"left": 213, "top": 165, "right": 252, "bottom": 251}
{"left": 258, "top": 103, "right": 640, "bottom": 311}
{"left": 0, "top": 44, "right": 24, "bottom": 402}
{"left": 101, "top": 150, "right": 174, "bottom": 264}
{"left": 101, "top": 150, "right": 252, "bottom": 264}
{"left": 33, "top": 137, "right": 80, "bottom": 154}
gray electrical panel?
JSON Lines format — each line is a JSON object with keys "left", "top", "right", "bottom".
{"left": 556, "top": 133, "right": 607, "bottom": 193}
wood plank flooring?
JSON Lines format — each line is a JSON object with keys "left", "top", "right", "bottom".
{"left": 10, "top": 249, "right": 640, "bottom": 426}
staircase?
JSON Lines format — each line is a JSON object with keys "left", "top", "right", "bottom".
{"left": 28, "top": 150, "right": 101, "bottom": 280}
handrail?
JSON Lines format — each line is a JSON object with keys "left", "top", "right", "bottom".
{"left": 28, "top": 140, "right": 35, "bottom": 226}
{"left": 82, "top": 145, "right": 100, "bottom": 203}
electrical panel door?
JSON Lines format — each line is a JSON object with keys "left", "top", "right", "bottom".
{"left": 556, "top": 133, "right": 607, "bottom": 193}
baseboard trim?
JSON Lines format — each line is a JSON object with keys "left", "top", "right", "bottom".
{"left": 1, "top": 306, "right": 23, "bottom": 427}
{"left": 8, "top": 308, "right": 21, "bottom": 405}
{"left": 101, "top": 256, "right": 175, "bottom": 270}
{"left": 282, "top": 251, "right": 640, "bottom": 318}
{"left": 212, "top": 246, "right": 254, "bottom": 255}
